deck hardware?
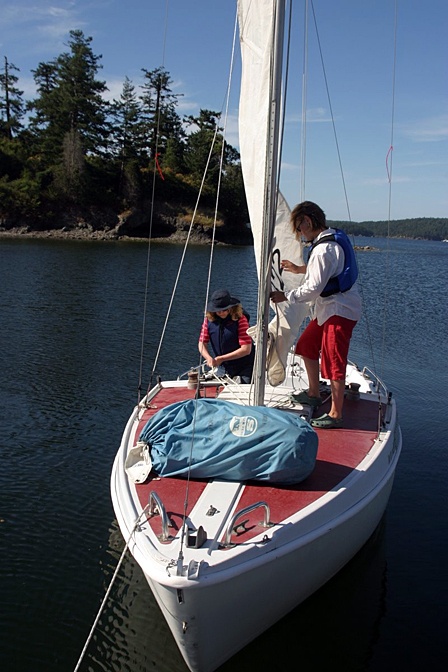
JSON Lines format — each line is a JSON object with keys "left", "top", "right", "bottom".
{"left": 223, "top": 501, "right": 272, "bottom": 547}
{"left": 182, "top": 621, "right": 188, "bottom": 634}
{"left": 186, "top": 525, "right": 207, "bottom": 548}
{"left": 187, "top": 369, "right": 199, "bottom": 389}
{"left": 166, "top": 559, "right": 177, "bottom": 576}
{"left": 148, "top": 491, "right": 172, "bottom": 542}
{"left": 177, "top": 589, "right": 184, "bottom": 604}
{"left": 233, "top": 519, "right": 249, "bottom": 535}
{"left": 206, "top": 505, "right": 219, "bottom": 516}
{"left": 347, "top": 383, "right": 361, "bottom": 401}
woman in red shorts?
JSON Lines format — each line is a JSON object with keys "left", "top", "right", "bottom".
{"left": 270, "top": 201, "right": 362, "bottom": 428}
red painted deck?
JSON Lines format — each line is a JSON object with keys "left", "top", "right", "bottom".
{"left": 134, "top": 386, "right": 382, "bottom": 543}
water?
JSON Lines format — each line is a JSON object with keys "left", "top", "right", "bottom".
{"left": 1, "top": 236, "right": 447, "bottom": 671}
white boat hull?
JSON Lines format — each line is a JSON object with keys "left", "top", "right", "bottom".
{"left": 111, "top": 374, "right": 401, "bottom": 672}
{"left": 144, "top": 469, "right": 396, "bottom": 672}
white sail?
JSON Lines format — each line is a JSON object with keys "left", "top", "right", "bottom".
{"left": 237, "top": 0, "right": 310, "bottom": 385}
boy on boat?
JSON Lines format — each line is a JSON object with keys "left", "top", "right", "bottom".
{"left": 270, "top": 201, "right": 361, "bottom": 428}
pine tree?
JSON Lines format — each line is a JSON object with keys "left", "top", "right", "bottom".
{"left": 28, "top": 30, "right": 109, "bottom": 165}
{"left": 109, "top": 77, "right": 147, "bottom": 163}
{"left": 0, "top": 57, "right": 24, "bottom": 139}
{"left": 53, "top": 128, "right": 86, "bottom": 202}
{"left": 109, "top": 77, "right": 147, "bottom": 203}
{"left": 163, "top": 135, "right": 185, "bottom": 174}
{"left": 139, "top": 67, "right": 184, "bottom": 162}
{"left": 183, "top": 109, "right": 224, "bottom": 189}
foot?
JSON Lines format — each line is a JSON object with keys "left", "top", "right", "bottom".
{"left": 310, "top": 413, "right": 343, "bottom": 429}
{"left": 290, "top": 390, "right": 322, "bottom": 408}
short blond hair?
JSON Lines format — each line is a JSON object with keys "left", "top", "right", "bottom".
{"left": 207, "top": 304, "right": 243, "bottom": 322}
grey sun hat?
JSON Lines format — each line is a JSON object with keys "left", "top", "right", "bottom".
{"left": 207, "top": 289, "right": 240, "bottom": 312}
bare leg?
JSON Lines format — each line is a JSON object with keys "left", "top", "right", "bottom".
{"left": 329, "top": 379, "right": 345, "bottom": 419}
{"left": 302, "top": 356, "right": 320, "bottom": 398}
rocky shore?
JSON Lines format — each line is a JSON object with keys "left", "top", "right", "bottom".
{"left": 0, "top": 203, "right": 253, "bottom": 246}
{"left": 0, "top": 206, "right": 379, "bottom": 250}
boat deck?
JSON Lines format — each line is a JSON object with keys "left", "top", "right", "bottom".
{"left": 133, "top": 385, "right": 382, "bottom": 545}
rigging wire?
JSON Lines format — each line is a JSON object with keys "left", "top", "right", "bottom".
{"left": 381, "top": 0, "right": 399, "bottom": 380}
{"left": 309, "top": 0, "right": 351, "bottom": 223}
{"left": 178, "top": 9, "right": 240, "bottom": 559}
{"left": 149, "top": 6, "right": 240, "bottom": 390}
{"left": 149, "top": 123, "right": 221, "bottom": 386}
{"left": 202, "top": 9, "right": 240, "bottom": 326}
{"left": 300, "top": 0, "right": 309, "bottom": 202}
{"left": 74, "top": 4, "right": 175, "bottom": 665}
{"left": 137, "top": 0, "right": 171, "bottom": 405}
{"left": 308, "top": 0, "right": 399, "bottom": 404}
{"left": 306, "top": 1, "right": 397, "bottom": 388}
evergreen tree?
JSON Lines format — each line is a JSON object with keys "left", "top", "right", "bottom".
{"left": 109, "top": 77, "right": 149, "bottom": 204}
{"left": 139, "top": 67, "right": 184, "bottom": 162}
{"left": 28, "top": 30, "right": 109, "bottom": 164}
{"left": 183, "top": 109, "right": 224, "bottom": 189}
{"left": 109, "top": 77, "right": 147, "bottom": 163}
{"left": 0, "top": 57, "right": 24, "bottom": 139}
{"left": 220, "top": 162, "right": 248, "bottom": 225}
{"left": 53, "top": 127, "right": 86, "bottom": 202}
{"left": 163, "top": 135, "right": 185, "bottom": 174}
{"left": 27, "top": 59, "right": 61, "bottom": 164}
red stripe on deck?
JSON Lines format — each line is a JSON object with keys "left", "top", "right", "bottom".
{"left": 135, "top": 386, "right": 214, "bottom": 537}
{"left": 233, "top": 397, "right": 381, "bottom": 542}
{"left": 134, "top": 388, "right": 382, "bottom": 544}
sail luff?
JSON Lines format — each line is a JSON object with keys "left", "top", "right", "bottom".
{"left": 252, "top": 0, "right": 286, "bottom": 405}
{"left": 238, "top": 0, "right": 310, "bottom": 395}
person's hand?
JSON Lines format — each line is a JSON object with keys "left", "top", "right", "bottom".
{"left": 281, "top": 259, "right": 305, "bottom": 274}
{"left": 270, "top": 290, "right": 287, "bottom": 304}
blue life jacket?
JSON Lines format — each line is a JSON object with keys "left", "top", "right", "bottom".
{"left": 208, "top": 315, "right": 254, "bottom": 377}
{"left": 309, "top": 228, "right": 358, "bottom": 297}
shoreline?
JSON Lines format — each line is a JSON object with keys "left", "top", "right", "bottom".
{"left": 0, "top": 228, "right": 441, "bottom": 248}
{"left": 0, "top": 226, "right": 227, "bottom": 245}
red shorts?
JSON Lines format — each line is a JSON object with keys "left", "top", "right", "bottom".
{"left": 295, "top": 316, "right": 357, "bottom": 381}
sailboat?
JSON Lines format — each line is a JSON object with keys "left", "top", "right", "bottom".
{"left": 111, "top": 2, "right": 402, "bottom": 671}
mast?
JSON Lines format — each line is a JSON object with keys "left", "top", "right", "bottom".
{"left": 253, "top": 0, "right": 286, "bottom": 406}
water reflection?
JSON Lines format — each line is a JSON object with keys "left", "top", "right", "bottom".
{"left": 86, "top": 521, "right": 188, "bottom": 672}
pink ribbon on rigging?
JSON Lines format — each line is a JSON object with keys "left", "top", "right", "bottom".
{"left": 386, "top": 145, "right": 393, "bottom": 183}
{"left": 155, "top": 153, "right": 165, "bottom": 181}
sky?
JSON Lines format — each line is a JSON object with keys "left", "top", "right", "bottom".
{"left": 0, "top": 0, "right": 447, "bottom": 222}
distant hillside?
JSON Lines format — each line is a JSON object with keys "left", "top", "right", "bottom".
{"left": 330, "top": 218, "right": 448, "bottom": 241}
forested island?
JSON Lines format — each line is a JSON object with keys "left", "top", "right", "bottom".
{"left": 1, "top": 30, "right": 447, "bottom": 244}
{"left": 329, "top": 218, "right": 448, "bottom": 242}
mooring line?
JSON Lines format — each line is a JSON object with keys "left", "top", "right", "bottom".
{"left": 73, "top": 505, "right": 150, "bottom": 672}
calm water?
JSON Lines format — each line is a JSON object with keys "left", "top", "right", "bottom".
{"left": 1, "top": 236, "right": 447, "bottom": 671}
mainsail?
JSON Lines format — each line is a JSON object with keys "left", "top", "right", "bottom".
{"left": 237, "top": 0, "right": 309, "bottom": 385}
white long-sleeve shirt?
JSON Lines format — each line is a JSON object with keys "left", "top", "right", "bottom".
{"left": 285, "top": 228, "right": 362, "bottom": 326}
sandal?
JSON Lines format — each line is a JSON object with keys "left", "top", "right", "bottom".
{"left": 311, "top": 413, "right": 343, "bottom": 429}
{"left": 290, "top": 390, "right": 322, "bottom": 408}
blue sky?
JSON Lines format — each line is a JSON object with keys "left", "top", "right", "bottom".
{"left": 1, "top": 0, "right": 447, "bottom": 221}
